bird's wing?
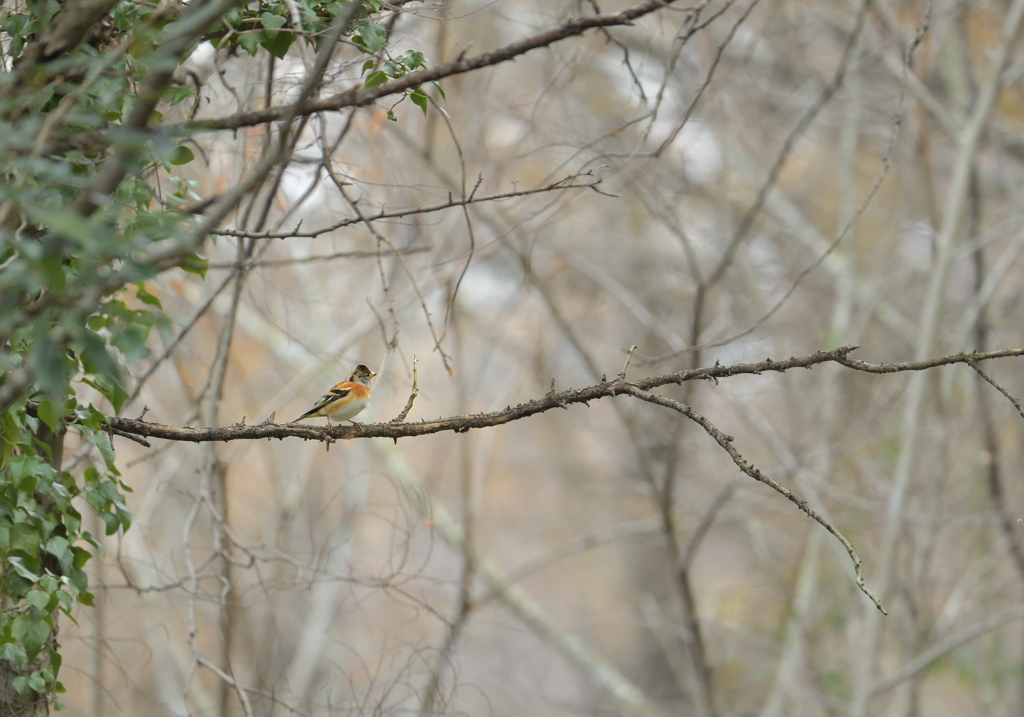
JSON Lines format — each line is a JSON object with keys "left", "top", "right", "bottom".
{"left": 299, "top": 382, "right": 352, "bottom": 418}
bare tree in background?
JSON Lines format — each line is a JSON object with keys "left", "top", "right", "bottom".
{"left": 9, "top": 0, "right": 1024, "bottom": 715}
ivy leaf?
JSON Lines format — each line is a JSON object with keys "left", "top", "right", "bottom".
{"left": 1, "top": 642, "right": 27, "bottom": 664}
{"left": 44, "top": 535, "right": 69, "bottom": 559}
{"left": 261, "top": 29, "right": 295, "bottom": 59}
{"left": 238, "top": 32, "right": 263, "bottom": 56}
{"left": 77, "top": 329, "right": 121, "bottom": 384}
{"left": 8, "top": 557, "right": 39, "bottom": 582}
{"left": 353, "top": 23, "right": 385, "bottom": 53}
{"left": 11, "top": 676, "right": 29, "bottom": 697}
{"left": 410, "top": 88, "right": 428, "bottom": 116}
{"left": 115, "top": 504, "right": 132, "bottom": 531}
{"left": 99, "top": 512, "right": 120, "bottom": 535}
{"left": 27, "top": 672, "right": 45, "bottom": 692}
{"left": 25, "top": 590, "right": 50, "bottom": 612}
{"left": 71, "top": 547, "right": 92, "bottom": 569}
{"left": 36, "top": 400, "right": 61, "bottom": 433}
{"left": 83, "top": 375, "right": 129, "bottom": 415}
{"left": 261, "top": 12, "right": 286, "bottom": 29}
{"left": 403, "top": 50, "right": 426, "bottom": 69}
{"left": 12, "top": 615, "right": 50, "bottom": 662}
{"left": 364, "top": 70, "right": 387, "bottom": 89}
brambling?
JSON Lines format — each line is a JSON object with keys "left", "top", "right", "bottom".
{"left": 292, "top": 364, "right": 376, "bottom": 427}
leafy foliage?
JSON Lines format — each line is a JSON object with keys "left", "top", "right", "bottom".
{"left": 0, "top": 0, "right": 428, "bottom": 707}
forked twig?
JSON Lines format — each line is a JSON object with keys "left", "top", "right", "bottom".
{"left": 621, "top": 385, "right": 887, "bottom": 614}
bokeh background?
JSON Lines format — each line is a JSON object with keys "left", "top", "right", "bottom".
{"left": 54, "top": 1, "right": 1024, "bottom": 715}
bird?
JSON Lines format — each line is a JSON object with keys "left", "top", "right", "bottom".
{"left": 292, "top": 364, "right": 376, "bottom": 427}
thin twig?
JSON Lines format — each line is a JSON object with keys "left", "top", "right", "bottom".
{"left": 969, "top": 359, "right": 1024, "bottom": 420}
{"left": 392, "top": 356, "right": 419, "bottom": 424}
{"left": 173, "top": 0, "right": 700, "bottom": 134}
{"left": 617, "top": 345, "right": 638, "bottom": 381}
{"left": 621, "top": 385, "right": 886, "bottom": 614}
{"left": 211, "top": 174, "right": 601, "bottom": 240}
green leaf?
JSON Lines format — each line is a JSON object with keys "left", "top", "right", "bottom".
{"left": 45, "top": 536, "right": 69, "bottom": 559}
{"left": 12, "top": 615, "right": 51, "bottom": 662}
{"left": 353, "top": 23, "right": 386, "bottom": 53}
{"left": 83, "top": 374, "right": 129, "bottom": 414}
{"left": 181, "top": 252, "right": 208, "bottom": 279}
{"left": 261, "top": 29, "right": 295, "bottom": 59}
{"left": 27, "top": 672, "right": 45, "bottom": 692}
{"left": 433, "top": 81, "right": 445, "bottom": 101}
{"left": 361, "top": 59, "right": 375, "bottom": 75}
{"left": 115, "top": 504, "right": 132, "bottom": 531}
{"left": 81, "top": 531, "right": 106, "bottom": 556}
{"left": 8, "top": 557, "right": 39, "bottom": 582}
{"left": 164, "top": 85, "right": 194, "bottom": 106}
{"left": 111, "top": 321, "right": 151, "bottom": 361}
{"left": 1, "top": 642, "right": 27, "bottom": 664}
{"left": 261, "top": 12, "right": 286, "bottom": 29}
{"left": 25, "top": 590, "right": 50, "bottom": 612}
{"left": 135, "top": 283, "right": 163, "bottom": 309}
{"left": 238, "top": 32, "right": 263, "bottom": 56}
{"left": 169, "top": 145, "right": 194, "bottom": 166}
{"left": 405, "top": 50, "right": 426, "bottom": 69}
{"left": 11, "top": 676, "right": 29, "bottom": 697}
{"left": 99, "top": 511, "right": 120, "bottom": 535}
{"left": 23, "top": 205, "right": 93, "bottom": 243}
{"left": 410, "top": 88, "right": 428, "bottom": 116}
{"left": 31, "top": 325, "right": 68, "bottom": 398}
{"left": 71, "top": 547, "right": 91, "bottom": 569}
{"left": 78, "top": 330, "right": 121, "bottom": 384}
{"left": 65, "top": 568, "right": 88, "bottom": 592}
{"left": 36, "top": 400, "right": 61, "bottom": 433}
{"left": 364, "top": 70, "right": 387, "bottom": 89}
{"left": 40, "top": 254, "right": 66, "bottom": 292}
{"left": 86, "top": 434, "right": 117, "bottom": 473}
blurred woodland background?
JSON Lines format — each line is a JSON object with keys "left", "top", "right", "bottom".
{"left": 9, "top": 0, "right": 1024, "bottom": 715}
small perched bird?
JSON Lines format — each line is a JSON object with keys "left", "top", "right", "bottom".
{"left": 292, "top": 364, "right": 376, "bottom": 427}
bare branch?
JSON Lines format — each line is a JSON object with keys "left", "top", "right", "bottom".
{"left": 211, "top": 173, "right": 601, "bottom": 240}
{"left": 620, "top": 385, "right": 885, "bottom": 613}
{"left": 37, "top": 346, "right": 1024, "bottom": 445}
{"left": 173, "top": 0, "right": 693, "bottom": 133}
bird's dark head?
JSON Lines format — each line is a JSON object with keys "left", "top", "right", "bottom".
{"left": 349, "top": 364, "right": 376, "bottom": 385}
